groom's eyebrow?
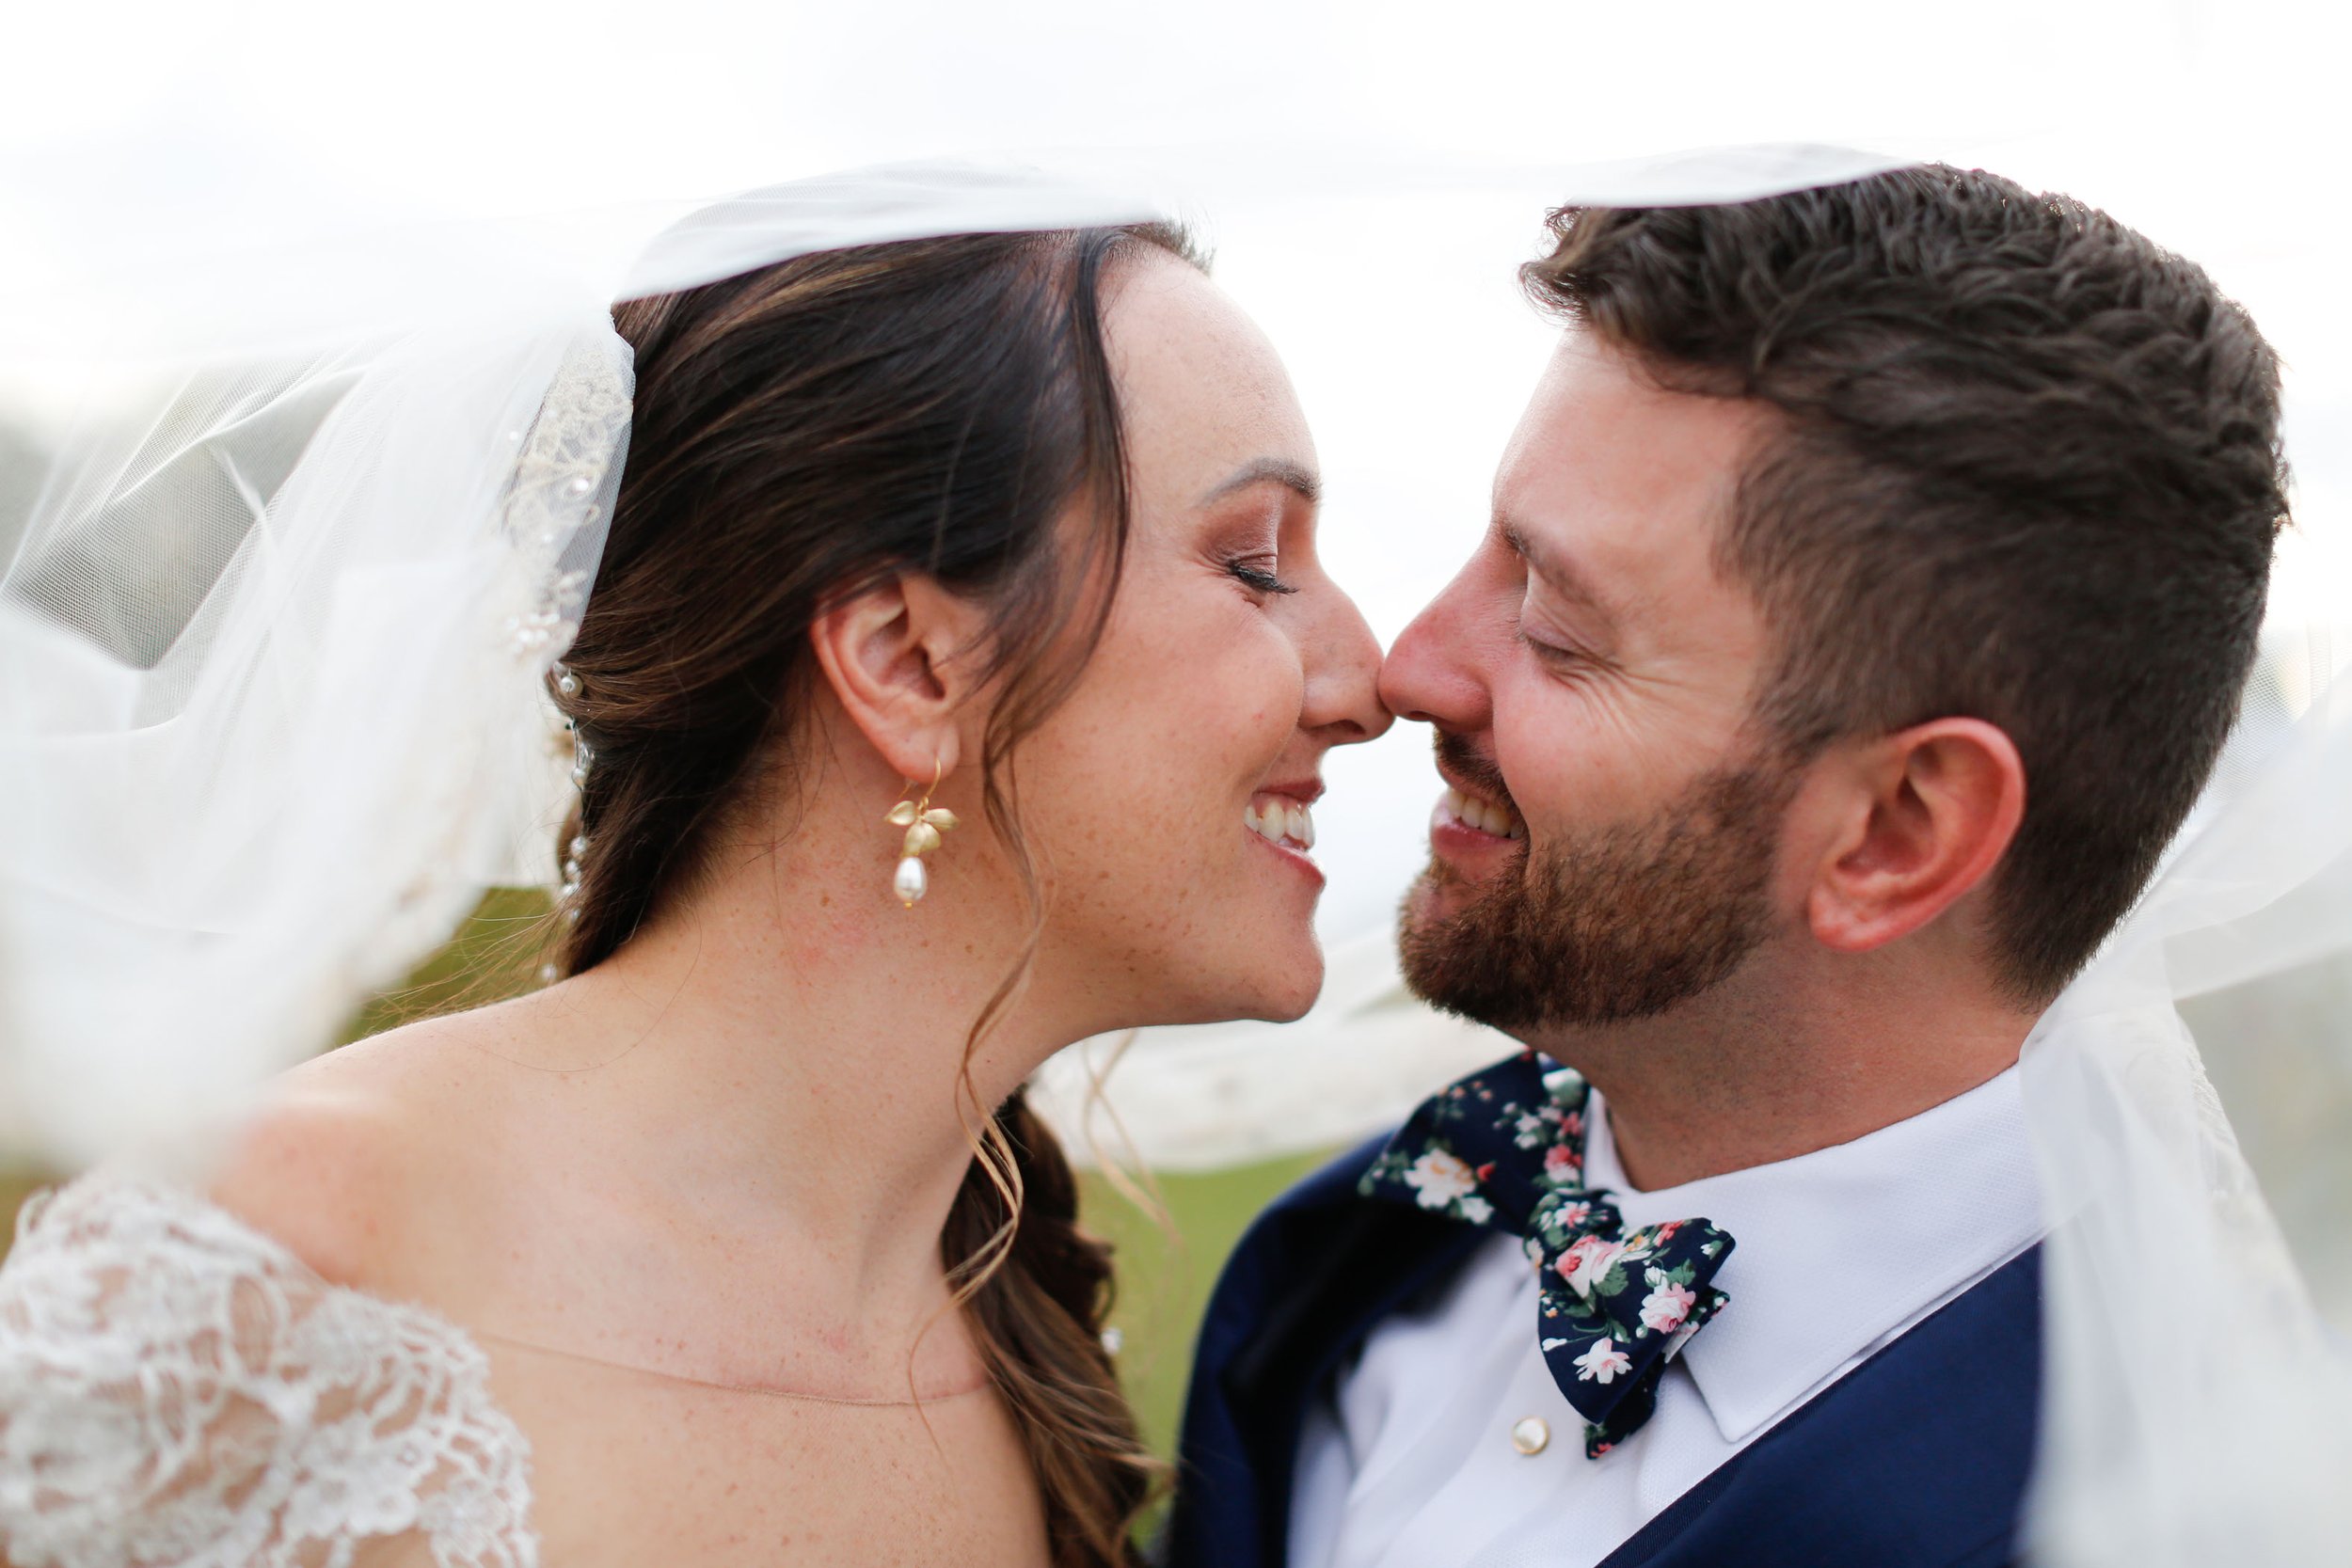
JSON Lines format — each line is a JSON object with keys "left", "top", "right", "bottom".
{"left": 1200, "top": 456, "right": 1321, "bottom": 507}
{"left": 1501, "top": 516, "right": 1616, "bottom": 624}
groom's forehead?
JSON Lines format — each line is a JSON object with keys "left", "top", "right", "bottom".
{"left": 1496, "top": 331, "right": 1764, "bottom": 605}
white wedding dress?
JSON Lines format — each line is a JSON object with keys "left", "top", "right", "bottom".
{"left": 0, "top": 1176, "right": 537, "bottom": 1568}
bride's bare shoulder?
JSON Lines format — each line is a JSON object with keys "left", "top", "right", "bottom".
{"left": 205, "top": 994, "right": 546, "bottom": 1293}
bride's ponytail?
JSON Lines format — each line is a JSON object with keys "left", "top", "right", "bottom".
{"left": 944, "top": 1090, "right": 1163, "bottom": 1566}
{"left": 546, "top": 219, "right": 1189, "bottom": 1562}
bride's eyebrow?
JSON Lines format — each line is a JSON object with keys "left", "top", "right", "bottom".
{"left": 1197, "top": 455, "right": 1321, "bottom": 508}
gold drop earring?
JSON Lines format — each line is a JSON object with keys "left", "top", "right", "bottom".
{"left": 885, "top": 759, "right": 959, "bottom": 907}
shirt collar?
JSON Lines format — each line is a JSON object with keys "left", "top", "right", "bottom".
{"left": 1580, "top": 1066, "right": 2041, "bottom": 1444}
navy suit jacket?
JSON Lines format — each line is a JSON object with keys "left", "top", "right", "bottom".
{"left": 1165, "top": 1136, "right": 2042, "bottom": 1568}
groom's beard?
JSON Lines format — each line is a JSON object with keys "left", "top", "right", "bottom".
{"left": 1397, "top": 739, "right": 1795, "bottom": 1031}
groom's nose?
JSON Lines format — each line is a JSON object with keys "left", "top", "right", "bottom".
{"left": 1379, "top": 562, "right": 1494, "bottom": 736}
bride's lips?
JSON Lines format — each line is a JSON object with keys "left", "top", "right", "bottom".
{"left": 1245, "top": 777, "right": 1325, "bottom": 886}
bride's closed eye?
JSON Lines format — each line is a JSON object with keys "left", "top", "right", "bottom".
{"left": 1226, "top": 554, "right": 1298, "bottom": 596}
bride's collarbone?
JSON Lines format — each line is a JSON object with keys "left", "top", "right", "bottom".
{"left": 506, "top": 1356, "right": 1050, "bottom": 1566}
{"left": 211, "top": 1035, "right": 1050, "bottom": 1564}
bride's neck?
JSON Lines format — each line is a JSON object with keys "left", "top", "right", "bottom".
{"left": 529, "top": 811, "right": 1073, "bottom": 1312}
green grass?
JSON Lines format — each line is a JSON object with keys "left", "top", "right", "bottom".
{"left": 1081, "top": 1151, "right": 1329, "bottom": 1456}
{"left": 0, "top": 889, "right": 1327, "bottom": 1461}
{"left": 341, "top": 885, "right": 558, "bottom": 1042}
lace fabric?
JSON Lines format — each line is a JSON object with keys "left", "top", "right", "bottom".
{"left": 0, "top": 1178, "right": 535, "bottom": 1568}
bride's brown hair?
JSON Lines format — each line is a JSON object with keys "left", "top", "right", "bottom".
{"left": 548, "top": 224, "right": 1189, "bottom": 1563}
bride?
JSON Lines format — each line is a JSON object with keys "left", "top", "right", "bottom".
{"left": 0, "top": 214, "right": 1388, "bottom": 1564}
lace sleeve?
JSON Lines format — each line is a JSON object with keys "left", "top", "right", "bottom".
{"left": 0, "top": 1178, "right": 535, "bottom": 1568}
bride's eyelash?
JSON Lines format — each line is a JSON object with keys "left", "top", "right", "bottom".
{"left": 1226, "top": 557, "right": 1298, "bottom": 596}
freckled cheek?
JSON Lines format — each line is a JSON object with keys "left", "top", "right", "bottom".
{"left": 1044, "top": 575, "right": 1300, "bottom": 869}
{"left": 1216, "top": 628, "right": 1303, "bottom": 754}
{"left": 1169, "top": 678, "right": 1277, "bottom": 846}
{"left": 1135, "top": 633, "right": 1298, "bottom": 869}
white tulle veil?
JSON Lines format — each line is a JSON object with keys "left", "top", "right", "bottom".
{"left": 0, "top": 162, "right": 1177, "bottom": 1166}
{"left": 5, "top": 4, "right": 2352, "bottom": 1561}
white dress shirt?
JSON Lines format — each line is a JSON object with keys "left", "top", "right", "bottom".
{"left": 1287, "top": 1067, "right": 2041, "bottom": 1568}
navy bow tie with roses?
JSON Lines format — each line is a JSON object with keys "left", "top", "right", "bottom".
{"left": 1359, "top": 1052, "right": 1736, "bottom": 1458}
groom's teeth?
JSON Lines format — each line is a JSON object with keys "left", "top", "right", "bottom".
{"left": 1246, "top": 794, "right": 1315, "bottom": 851}
{"left": 1442, "top": 785, "right": 1525, "bottom": 840}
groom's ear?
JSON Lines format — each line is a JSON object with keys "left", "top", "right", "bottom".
{"left": 1802, "top": 718, "right": 2027, "bottom": 957}
{"left": 806, "top": 573, "right": 986, "bottom": 782}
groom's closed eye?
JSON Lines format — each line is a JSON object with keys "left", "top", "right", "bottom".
{"left": 1517, "top": 625, "right": 1595, "bottom": 670}
{"left": 1499, "top": 516, "right": 1620, "bottom": 669}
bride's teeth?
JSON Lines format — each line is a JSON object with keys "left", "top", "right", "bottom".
{"left": 1245, "top": 795, "right": 1315, "bottom": 851}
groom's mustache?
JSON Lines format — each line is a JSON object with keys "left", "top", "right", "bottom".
{"left": 1435, "top": 731, "right": 1518, "bottom": 816}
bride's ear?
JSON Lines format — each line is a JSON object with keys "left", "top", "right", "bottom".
{"left": 806, "top": 573, "right": 984, "bottom": 781}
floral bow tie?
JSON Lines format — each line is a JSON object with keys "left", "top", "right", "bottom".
{"left": 1359, "top": 1052, "right": 1736, "bottom": 1458}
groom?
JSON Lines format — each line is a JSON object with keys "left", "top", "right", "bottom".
{"left": 1165, "top": 166, "right": 2285, "bottom": 1568}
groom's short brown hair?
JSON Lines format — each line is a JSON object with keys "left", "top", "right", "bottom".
{"left": 1522, "top": 166, "right": 2288, "bottom": 1004}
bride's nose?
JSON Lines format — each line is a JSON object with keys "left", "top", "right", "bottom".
{"left": 1298, "top": 582, "right": 1392, "bottom": 745}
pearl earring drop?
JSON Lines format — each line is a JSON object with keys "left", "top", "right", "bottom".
{"left": 884, "top": 760, "right": 959, "bottom": 907}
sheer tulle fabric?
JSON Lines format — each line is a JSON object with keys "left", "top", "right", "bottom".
{"left": 2019, "top": 631, "right": 2352, "bottom": 1563}
{"left": 0, "top": 166, "right": 1153, "bottom": 1168}
{"left": 0, "top": 150, "right": 2347, "bottom": 1568}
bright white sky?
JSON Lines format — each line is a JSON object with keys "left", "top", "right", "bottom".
{"left": 6, "top": 0, "right": 2346, "bottom": 943}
